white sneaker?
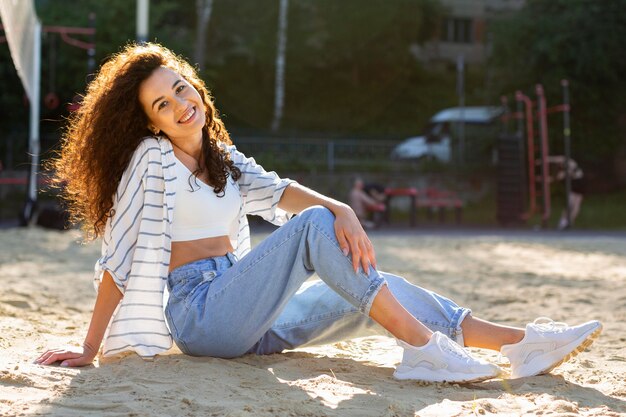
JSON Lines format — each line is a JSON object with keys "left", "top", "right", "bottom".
{"left": 393, "top": 332, "right": 502, "bottom": 383}
{"left": 501, "top": 317, "right": 602, "bottom": 379}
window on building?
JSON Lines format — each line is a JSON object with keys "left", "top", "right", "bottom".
{"left": 441, "top": 18, "right": 473, "bottom": 44}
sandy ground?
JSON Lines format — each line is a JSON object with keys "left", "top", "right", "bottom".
{"left": 0, "top": 226, "right": 625, "bottom": 417}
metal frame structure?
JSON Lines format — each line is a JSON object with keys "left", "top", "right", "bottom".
{"left": 502, "top": 81, "right": 572, "bottom": 228}
{"left": 0, "top": 18, "right": 95, "bottom": 224}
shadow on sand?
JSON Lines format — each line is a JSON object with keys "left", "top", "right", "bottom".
{"left": 27, "top": 350, "right": 626, "bottom": 416}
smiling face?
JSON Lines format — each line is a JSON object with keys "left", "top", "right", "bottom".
{"left": 139, "top": 66, "right": 206, "bottom": 149}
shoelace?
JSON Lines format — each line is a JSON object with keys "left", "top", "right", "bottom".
{"left": 439, "top": 335, "right": 475, "bottom": 363}
{"left": 533, "top": 317, "right": 568, "bottom": 333}
{"left": 498, "top": 317, "right": 568, "bottom": 364}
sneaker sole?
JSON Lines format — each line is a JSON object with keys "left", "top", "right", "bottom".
{"left": 513, "top": 322, "right": 602, "bottom": 378}
{"left": 394, "top": 367, "right": 501, "bottom": 384}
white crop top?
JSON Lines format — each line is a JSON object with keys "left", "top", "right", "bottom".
{"left": 171, "top": 157, "right": 240, "bottom": 241}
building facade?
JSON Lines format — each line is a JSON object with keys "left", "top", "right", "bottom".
{"left": 415, "top": 0, "right": 525, "bottom": 65}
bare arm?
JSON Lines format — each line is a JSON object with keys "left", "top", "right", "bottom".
{"left": 546, "top": 155, "right": 566, "bottom": 164}
{"left": 279, "top": 183, "right": 377, "bottom": 273}
{"left": 543, "top": 155, "right": 579, "bottom": 180}
{"left": 35, "top": 271, "right": 123, "bottom": 367}
{"left": 357, "top": 189, "right": 380, "bottom": 207}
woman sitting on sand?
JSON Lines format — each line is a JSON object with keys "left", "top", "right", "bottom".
{"left": 36, "top": 43, "right": 601, "bottom": 383}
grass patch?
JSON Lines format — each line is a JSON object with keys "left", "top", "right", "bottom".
{"left": 546, "top": 190, "right": 626, "bottom": 231}
{"left": 462, "top": 188, "right": 626, "bottom": 230}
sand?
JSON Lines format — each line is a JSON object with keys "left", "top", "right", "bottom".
{"left": 0, "top": 226, "right": 625, "bottom": 416}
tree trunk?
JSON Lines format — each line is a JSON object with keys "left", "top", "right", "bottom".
{"left": 194, "top": 0, "right": 214, "bottom": 70}
{"left": 271, "top": 0, "right": 289, "bottom": 132}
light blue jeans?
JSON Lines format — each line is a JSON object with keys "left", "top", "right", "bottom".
{"left": 165, "top": 206, "right": 471, "bottom": 358}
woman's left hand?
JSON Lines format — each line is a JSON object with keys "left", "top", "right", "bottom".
{"left": 333, "top": 204, "right": 377, "bottom": 273}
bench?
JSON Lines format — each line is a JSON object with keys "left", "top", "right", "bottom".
{"left": 364, "top": 202, "right": 386, "bottom": 228}
{"left": 384, "top": 187, "right": 418, "bottom": 227}
{"left": 416, "top": 188, "right": 464, "bottom": 224}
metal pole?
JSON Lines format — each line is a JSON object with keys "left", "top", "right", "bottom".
{"left": 136, "top": 0, "right": 149, "bottom": 43}
{"left": 562, "top": 79, "right": 572, "bottom": 227}
{"left": 536, "top": 84, "right": 551, "bottom": 228}
{"left": 500, "top": 95, "right": 509, "bottom": 134}
{"left": 516, "top": 91, "right": 536, "bottom": 219}
{"left": 87, "top": 12, "right": 96, "bottom": 79}
{"left": 327, "top": 141, "right": 334, "bottom": 173}
{"left": 516, "top": 93, "right": 523, "bottom": 136}
{"left": 24, "top": 19, "right": 41, "bottom": 224}
{"left": 456, "top": 54, "right": 465, "bottom": 165}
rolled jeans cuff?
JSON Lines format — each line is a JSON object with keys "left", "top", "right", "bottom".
{"left": 358, "top": 275, "right": 387, "bottom": 316}
{"left": 450, "top": 307, "right": 472, "bottom": 347}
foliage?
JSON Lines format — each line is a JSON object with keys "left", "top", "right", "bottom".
{"left": 32, "top": 0, "right": 196, "bottom": 105}
{"left": 0, "top": 1, "right": 447, "bottom": 150}
{"left": 199, "top": 0, "right": 446, "bottom": 134}
{"left": 0, "top": 0, "right": 200, "bottom": 165}
{"left": 282, "top": 0, "right": 444, "bottom": 133}
{"left": 0, "top": 44, "right": 28, "bottom": 168}
{"left": 490, "top": 0, "right": 626, "bottom": 167}
{"left": 5, "top": 0, "right": 623, "bottom": 177}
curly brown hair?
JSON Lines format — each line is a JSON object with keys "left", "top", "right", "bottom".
{"left": 50, "top": 43, "right": 241, "bottom": 239}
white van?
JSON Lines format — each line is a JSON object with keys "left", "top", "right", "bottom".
{"left": 390, "top": 106, "right": 503, "bottom": 163}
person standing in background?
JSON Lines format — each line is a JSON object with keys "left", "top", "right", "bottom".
{"left": 547, "top": 156, "right": 584, "bottom": 230}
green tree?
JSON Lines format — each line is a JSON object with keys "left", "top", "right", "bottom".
{"left": 0, "top": 43, "right": 29, "bottom": 169}
{"left": 0, "top": 0, "right": 197, "bottom": 165}
{"left": 2, "top": 0, "right": 447, "bottom": 164}
{"left": 490, "top": 0, "right": 626, "bottom": 173}
{"left": 283, "top": 0, "right": 444, "bottom": 133}
{"left": 34, "top": 0, "right": 196, "bottom": 105}
{"left": 203, "top": 0, "right": 444, "bottom": 134}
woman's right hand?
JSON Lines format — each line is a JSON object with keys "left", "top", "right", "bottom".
{"left": 35, "top": 343, "right": 98, "bottom": 367}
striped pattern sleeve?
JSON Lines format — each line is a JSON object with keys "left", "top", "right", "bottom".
{"left": 226, "top": 144, "right": 295, "bottom": 226}
{"left": 94, "top": 140, "right": 162, "bottom": 294}
{"left": 94, "top": 137, "right": 174, "bottom": 358}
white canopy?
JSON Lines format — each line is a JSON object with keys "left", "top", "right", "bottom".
{"left": 0, "top": 0, "right": 41, "bottom": 222}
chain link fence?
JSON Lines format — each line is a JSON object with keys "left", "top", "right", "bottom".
{"left": 233, "top": 137, "right": 400, "bottom": 173}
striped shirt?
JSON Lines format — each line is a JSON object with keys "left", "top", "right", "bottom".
{"left": 94, "top": 136, "right": 294, "bottom": 358}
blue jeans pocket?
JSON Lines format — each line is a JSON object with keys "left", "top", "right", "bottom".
{"left": 183, "top": 270, "right": 218, "bottom": 308}
{"left": 170, "top": 277, "right": 197, "bottom": 300}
